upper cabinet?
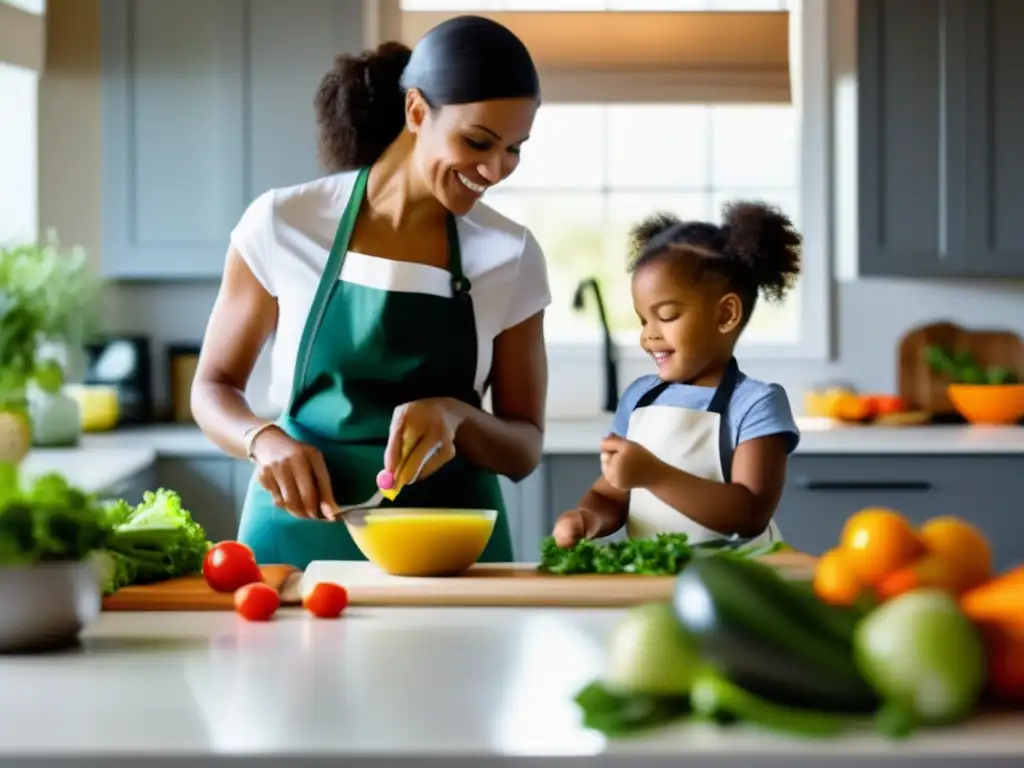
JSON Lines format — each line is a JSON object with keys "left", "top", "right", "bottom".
{"left": 858, "top": 0, "right": 1024, "bottom": 278}
{"left": 100, "top": 0, "right": 364, "bottom": 279}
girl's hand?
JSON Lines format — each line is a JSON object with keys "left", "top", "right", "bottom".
{"left": 552, "top": 509, "right": 588, "bottom": 548}
{"left": 384, "top": 398, "right": 462, "bottom": 487}
{"left": 250, "top": 426, "right": 338, "bottom": 519}
{"left": 600, "top": 434, "right": 662, "bottom": 491}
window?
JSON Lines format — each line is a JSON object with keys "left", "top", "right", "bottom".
{"left": 391, "top": 0, "right": 829, "bottom": 360}
{"left": 1, "top": 0, "right": 44, "bottom": 13}
{"left": 484, "top": 103, "right": 800, "bottom": 346}
{"left": 0, "top": 61, "right": 38, "bottom": 245}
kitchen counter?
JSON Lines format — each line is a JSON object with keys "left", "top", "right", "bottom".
{"left": 17, "top": 419, "right": 1024, "bottom": 498}
{"left": 1, "top": 608, "right": 1021, "bottom": 766}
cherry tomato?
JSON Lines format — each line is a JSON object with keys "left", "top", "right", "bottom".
{"left": 303, "top": 582, "right": 349, "bottom": 619}
{"left": 203, "top": 541, "right": 262, "bottom": 593}
{"left": 234, "top": 582, "right": 280, "bottom": 621}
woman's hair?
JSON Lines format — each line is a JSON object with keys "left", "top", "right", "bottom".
{"left": 314, "top": 15, "right": 540, "bottom": 173}
{"left": 627, "top": 201, "right": 802, "bottom": 327}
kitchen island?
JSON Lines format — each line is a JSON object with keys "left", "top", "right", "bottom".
{"left": 0, "top": 607, "right": 1021, "bottom": 767}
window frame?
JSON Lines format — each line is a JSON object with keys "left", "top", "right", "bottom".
{"left": 366, "top": 0, "right": 833, "bottom": 362}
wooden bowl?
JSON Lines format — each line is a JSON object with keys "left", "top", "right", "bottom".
{"left": 946, "top": 384, "right": 1024, "bottom": 425}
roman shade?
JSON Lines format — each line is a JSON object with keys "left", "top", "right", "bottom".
{"left": 382, "top": 8, "right": 791, "bottom": 103}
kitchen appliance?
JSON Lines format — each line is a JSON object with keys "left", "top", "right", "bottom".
{"left": 82, "top": 336, "right": 154, "bottom": 424}
{"left": 167, "top": 344, "right": 202, "bottom": 424}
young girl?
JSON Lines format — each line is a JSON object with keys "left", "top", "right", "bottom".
{"left": 552, "top": 201, "right": 802, "bottom": 549}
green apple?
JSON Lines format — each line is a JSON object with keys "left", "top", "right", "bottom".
{"left": 854, "top": 589, "right": 985, "bottom": 724}
{"left": 604, "top": 601, "right": 702, "bottom": 696}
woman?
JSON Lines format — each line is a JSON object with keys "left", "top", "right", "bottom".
{"left": 191, "top": 16, "right": 550, "bottom": 569}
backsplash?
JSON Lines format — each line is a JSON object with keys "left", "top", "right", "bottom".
{"left": 106, "top": 276, "right": 1024, "bottom": 419}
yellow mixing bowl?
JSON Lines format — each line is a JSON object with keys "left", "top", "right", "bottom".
{"left": 345, "top": 508, "right": 497, "bottom": 577}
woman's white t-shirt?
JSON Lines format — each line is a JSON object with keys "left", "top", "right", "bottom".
{"left": 229, "top": 170, "right": 552, "bottom": 410}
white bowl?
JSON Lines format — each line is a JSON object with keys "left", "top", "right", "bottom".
{"left": 0, "top": 561, "right": 102, "bottom": 653}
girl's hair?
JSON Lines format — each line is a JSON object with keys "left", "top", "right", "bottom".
{"left": 314, "top": 16, "right": 540, "bottom": 173}
{"left": 627, "top": 201, "right": 802, "bottom": 327}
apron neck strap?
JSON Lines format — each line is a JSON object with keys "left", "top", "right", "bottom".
{"left": 707, "top": 356, "right": 740, "bottom": 415}
{"left": 446, "top": 213, "right": 471, "bottom": 297}
{"left": 632, "top": 356, "right": 740, "bottom": 414}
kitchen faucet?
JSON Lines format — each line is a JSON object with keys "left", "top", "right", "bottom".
{"left": 572, "top": 277, "right": 619, "bottom": 413}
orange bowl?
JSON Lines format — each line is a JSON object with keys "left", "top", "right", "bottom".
{"left": 946, "top": 384, "right": 1024, "bottom": 425}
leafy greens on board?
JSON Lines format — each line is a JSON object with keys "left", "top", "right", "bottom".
{"left": 537, "top": 533, "right": 786, "bottom": 576}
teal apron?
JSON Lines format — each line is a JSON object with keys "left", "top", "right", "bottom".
{"left": 237, "top": 168, "right": 513, "bottom": 569}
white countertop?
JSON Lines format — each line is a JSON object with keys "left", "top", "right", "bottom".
{"left": 1, "top": 607, "right": 1021, "bottom": 764}
{"left": 17, "top": 419, "right": 1024, "bottom": 497}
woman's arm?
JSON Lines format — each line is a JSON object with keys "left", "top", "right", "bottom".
{"left": 642, "top": 434, "right": 790, "bottom": 538}
{"left": 444, "top": 310, "right": 547, "bottom": 481}
{"left": 190, "top": 249, "right": 278, "bottom": 459}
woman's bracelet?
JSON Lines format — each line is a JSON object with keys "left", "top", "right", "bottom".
{"left": 243, "top": 422, "right": 278, "bottom": 462}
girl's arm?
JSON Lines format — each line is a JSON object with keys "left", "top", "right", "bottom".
{"left": 642, "top": 434, "right": 790, "bottom": 538}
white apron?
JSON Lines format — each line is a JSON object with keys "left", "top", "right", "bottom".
{"left": 624, "top": 357, "right": 782, "bottom": 546}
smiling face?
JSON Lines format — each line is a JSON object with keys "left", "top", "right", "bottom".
{"left": 631, "top": 256, "right": 743, "bottom": 385}
{"left": 405, "top": 91, "right": 539, "bottom": 215}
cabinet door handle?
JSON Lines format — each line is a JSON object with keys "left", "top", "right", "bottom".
{"left": 796, "top": 479, "right": 933, "bottom": 492}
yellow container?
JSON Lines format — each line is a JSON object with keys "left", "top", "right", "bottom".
{"left": 346, "top": 508, "right": 498, "bottom": 577}
{"left": 66, "top": 384, "right": 120, "bottom": 432}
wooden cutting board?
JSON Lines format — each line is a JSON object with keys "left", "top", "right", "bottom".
{"left": 291, "top": 551, "right": 819, "bottom": 608}
{"left": 101, "top": 564, "right": 299, "bottom": 611}
{"left": 898, "top": 321, "right": 1024, "bottom": 416}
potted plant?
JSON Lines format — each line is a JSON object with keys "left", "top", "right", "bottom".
{"left": 925, "top": 345, "right": 1024, "bottom": 425}
{"left": 0, "top": 233, "right": 103, "bottom": 456}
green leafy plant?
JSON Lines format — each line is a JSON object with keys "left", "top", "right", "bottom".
{"left": 925, "top": 345, "right": 1019, "bottom": 385}
{"left": 0, "top": 232, "right": 103, "bottom": 408}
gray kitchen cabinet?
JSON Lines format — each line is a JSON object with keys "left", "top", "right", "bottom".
{"left": 778, "top": 455, "right": 1024, "bottom": 572}
{"left": 155, "top": 457, "right": 237, "bottom": 543}
{"left": 100, "top": 0, "right": 364, "bottom": 279}
{"left": 501, "top": 467, "right": 548, "bottom": 562}
{"left": 858, "top": 0, "right": 1024, "bottom": 278}
{"left": 98, "top": 462, "right": 159, "bottom": 507}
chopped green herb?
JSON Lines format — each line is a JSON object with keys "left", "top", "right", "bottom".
{"left": 539, "top": 533, "right": 694, "bottom": 575}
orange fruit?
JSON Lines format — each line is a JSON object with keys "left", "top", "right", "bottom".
{"left": 839, "top": 507, "right": 924, "bottom": 586}
{"left": 919, "top": 516, "right": 993, "bottom": 593}
{"left": 813, "top": 548, "right": 864, "bottom": 606}
{"left": 875, "top": 553, "right": 960, "bottom": 600}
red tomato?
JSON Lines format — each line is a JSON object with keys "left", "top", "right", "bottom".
{"left": 203, "top": 541, "right": 262, "bottom": 593}
{"left": 303, "top": 582, "right": 349, "bottom": 619}
{"left": 234, "top": 582, "right": 280, "bottom": 621}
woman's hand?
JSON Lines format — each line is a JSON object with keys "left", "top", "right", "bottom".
{"left": 384, "top": 398, "right": 462, "bottom": 487}
{"left": 250, "top": 426, "right": 338, "bottom": 519}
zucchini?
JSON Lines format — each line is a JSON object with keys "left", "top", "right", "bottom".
{"left": 673, "top": 556, "right": 879, "bottom": 713}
